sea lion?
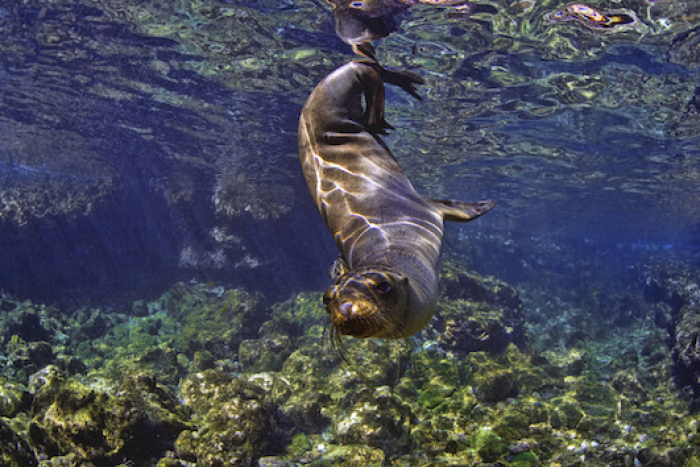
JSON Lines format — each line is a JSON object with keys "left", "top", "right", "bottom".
{"left": 323, "top": 0, "right": 410, "bottom": 60}
{"left": 298, "top": 60, "right": 495, "bottom": 342}
{"left": 323, "top": 0, "right": 474, "bottom": 60}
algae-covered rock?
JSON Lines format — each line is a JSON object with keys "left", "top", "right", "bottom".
{"left": 638, "top": 446, "right": 689, "bottom": 467}
{"left": 549, "top": 397, "right": 584, "bottom": 429}
{"left": 259, "top": 292, "right": 327, "bottom": 337}
{"left": 541, "top": 348, "right": 589, "bottom": 377}
{"left": 434, "top": 263, "right": 525, "bottom": 354}
{"left": 37, "top": 453, "right": 93, "bottom": 466}
{"left": 166, "top": 282, "right": 266, "bottom": 359}
{"left": 472, "top": 367, "right": 519, "bottom": 403}
{"left": 333, "top": 386, "right": 413, "bottom": 456}
{"left": 0, "top": 258, "right": 694, "bottom": 466}
{"left": 465, "top": 347, "right": 548, "bottom": 404}
{"left": 312, "top": 444, "right": 385, "bottom": 466}
{"left": 0, "top": 377, "right": 31, "bottom": 417}
{"left": 1, "top": 304, "right": 53, "bottom": 344}
{"left": 441, "top": 263, "right": 521, "bottom": 309}
{"left": 278, "top": 389, "right": 332, "bottom": 434}
{"left": 0, "top": 417, "right": 37, "bottom": 466}
{"left": 639, "top": 260, "right": 700, "bottom": 401}
{"left": 674, "top": 304, "right": 700, "bottom": 383}
{"left": 510, "top": 451, "right": 540, "bottom": 467}
{"left": 29, "top": 369, "right": 190, "bottom": 465}
{"left": 239, "top": 335, "right": 294, "bottom": 373}
{"left": 83, "top": 310, "right": 184, "bottom": 386}
{"left": 471, "top": 428, "right": 509, "bottom": 462}
{"left": 175, "top": 370, "right": 275, "bottom": 466}
{"left": 192, "top": 350, "right": 215, "bottom": 370}
{"left": 238, "top": 292, "right": 327, "bottom": 375}
{"left": 6, "top": 341, "right": 55, "bottom": 378}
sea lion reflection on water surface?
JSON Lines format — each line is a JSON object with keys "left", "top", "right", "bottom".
{"left": 323, "top": 0, "right": 473, "bottom": 59}
{"left": 298, "top": 61, "right": 495, "bottom": 345}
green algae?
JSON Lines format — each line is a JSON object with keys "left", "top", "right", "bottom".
{"left": 287, "top": 433, "right": 312, "bottom": 457}
{"left": 176, "top": 370, "right": 275, "bottom": 466}
{"left": 0, "top": 1, "right": 700, "bottom": 466}
{"left": 28, "top": 368, "right": 190, "bottom": 464}
{"left": 0, "top": 377, "right": 30, "bottom": 418}
{"left": 470, "top": 428, "right": 509, "bottom": 462}
{"left": 510, "top": 451, "right": 539, "bottom": 467}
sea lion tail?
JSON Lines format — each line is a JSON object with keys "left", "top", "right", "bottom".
{"left": 429, "top": 198, "right": 497, "bottom": 222}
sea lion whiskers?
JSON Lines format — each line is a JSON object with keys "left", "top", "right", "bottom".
{"left": 324, "top": 307, "right": 410, "bottom": 383}
{"left": 325, "top": 320, "right": 372, "bottom": 381}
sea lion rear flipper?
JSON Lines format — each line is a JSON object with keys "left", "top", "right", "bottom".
{"left": 329, "top": 256, "right": 350, "bottom": 280}
{"left": 430, "top": 198, "right": 496, "bottom": 222}
{"left": 377, "top": 67, "right": 424, "bottom": 101}
{"left": 358, "top": 62, "right": 424, "bottom": 134}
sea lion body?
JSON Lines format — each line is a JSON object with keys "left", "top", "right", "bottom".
{"left": 298, "top": 61, "right": 494, "bottom": 339}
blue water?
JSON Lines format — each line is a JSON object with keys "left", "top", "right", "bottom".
{"left": 0, "top": 0, "right": 697, "bottom": 303}
{"left": 2, "top": 1, "right": 700, "bottom": 465}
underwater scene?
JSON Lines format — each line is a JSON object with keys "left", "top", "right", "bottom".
{"left": 2, "top": 0, "right": 700, "bottom": 465}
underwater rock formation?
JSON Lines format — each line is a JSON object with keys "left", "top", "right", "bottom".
{"left": 0, "top": 260, "right": 698, "bottom": 465}
{"left": 433, "top": 262, "right": 525, "bottom": 354}
{"left": 176, "top": 370, "right": 277, "bottom": 466}
{"left": 333, "top": 385, "right": 413, "bottom": 455}
{"left": 0, "top": 417, "right": 37, "bottom": 466}
{"left": 29, "top": 368, "right": 190, "bottom": 465}
{"left": 0, "top": 377, "right": 31, "bottom": 418}
{"left": 166, "top": 282, "right": 266, "bottom": 358}
{"left": 639, "top": 259, "right": 700, "bottom": 401}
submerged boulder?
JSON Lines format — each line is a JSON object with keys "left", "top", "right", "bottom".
{"left": 674, "top": 303, "right": 700, "bottom": 390}
{"left": 0, "top": 377, "right": 31, "bottom": 418}
{"left": 0, "top": 417, "right": 37, "bottom": 466}
{"left": 639, "top": 259, "right": 700, "bottom": 400}
{"left": 175, "top": 370, "right": 276, "bottom": 466}
{"left": 434, "top": 263, "right": 525, "bottom": 354}
{"left": 166, "top": 283, "right": 267, "bottom": 361}
{"left": 29, "top": 368, "right": 190, "bottom": 466}
{"left": 332, "top": 386, "right": 413, "bottom": 456}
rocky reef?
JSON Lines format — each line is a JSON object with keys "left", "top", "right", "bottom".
{"left": 638, "top": 258, "right": 700, "bottom": 405}
{"left": 1, "top": 256, "right": 700, "bottom": 466}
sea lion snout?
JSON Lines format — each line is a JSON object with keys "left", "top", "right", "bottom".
{"left": 323, "top": 266, "right": 410, "bottom": 338}
{"left": 338, "top": 302, "right": 354, "bottom": 319}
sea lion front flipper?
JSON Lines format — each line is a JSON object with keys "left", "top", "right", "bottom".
{"left": 329, "top": 256, "right": 350, "bottom": 280}
{"left": 430, "top": 198, "right": 497, "bottom": 222}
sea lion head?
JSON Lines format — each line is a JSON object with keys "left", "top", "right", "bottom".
{"left": 323, "top": 265, "right": 409, "bottom": 339}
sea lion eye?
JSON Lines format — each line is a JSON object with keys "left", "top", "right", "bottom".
{"left": 349, "top": 1, "right": 366, "bottom": 9}
{"left": 322, "top": 293, "right": 332, "bottom": 308}
{"left": 375, "top": 281, "right": 392, "bottom": 294}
